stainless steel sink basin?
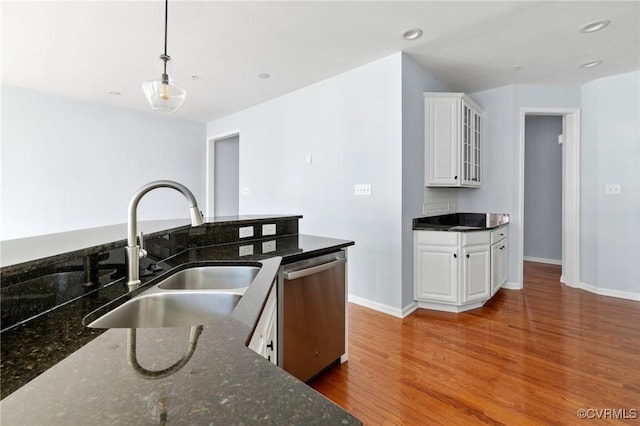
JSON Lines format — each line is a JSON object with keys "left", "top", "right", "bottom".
{"left": 87, "top": 291, "right": 242, "bottom": 328}
{"left": 157, "top": 265, "right": 260, "bottom": 290}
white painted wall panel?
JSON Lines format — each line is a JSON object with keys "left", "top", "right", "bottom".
{"left": 208, "top": 53, "right": 404, "bottom": 310}
{"left": 1, "top": 85, "right": 206, "bottom": 240}
{"left": 582, "top": 71, "right": 640, "bottom": 296}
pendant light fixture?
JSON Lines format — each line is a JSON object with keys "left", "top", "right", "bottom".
{"left": 142, "top": 0, "right": 186, "bottom": 113}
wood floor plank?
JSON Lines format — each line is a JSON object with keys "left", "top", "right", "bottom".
{"left": 309, "top": 262, "right": 640, "bottom": 425}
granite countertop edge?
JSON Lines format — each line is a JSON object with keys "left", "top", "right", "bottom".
{"left": 412, "top": 212, "right": 510, "bottom": 232}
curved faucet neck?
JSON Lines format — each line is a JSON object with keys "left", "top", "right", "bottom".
{"left": 127, "top": 180, "right": 202, "bottom": 247}
{"left": 126, "top": 180, "right": 203, "bottom": 289}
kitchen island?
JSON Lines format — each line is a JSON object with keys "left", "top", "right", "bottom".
{"left": 0, "top": 216, "right": 359, "bottom": 425}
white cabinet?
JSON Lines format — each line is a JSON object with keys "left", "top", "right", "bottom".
{"left": 490, "top": 228, "right": 508, "bottom": 296}
{"left": 414, "top": 243, "right": 459, "bottom": 304}
{"left": 248, "top": 283, "right": 277, "bottom": 364}
{"left": 414, "top": 227, "right": 506, "bottom": 312}
{"left": 462, "top": 244, "right": 490, "bottom": 303}
{"left": 424, "top": 92, "right": 482, "bottom": 188}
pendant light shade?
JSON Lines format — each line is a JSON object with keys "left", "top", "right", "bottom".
{"left": 142, "top": 78, "right": 187, "bottom": 113}
{"left": 142, "top": 57, "right": 186, "bottom": 113}
{"left": 142, "top": 0, "right": 186, "bottom": 114}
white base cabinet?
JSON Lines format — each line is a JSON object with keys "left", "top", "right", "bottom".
{"left": 248, "top": 283, "right": 277, "bottom": 364}
{"left": 414, "top": 226, "right": 507, "bottom": 312}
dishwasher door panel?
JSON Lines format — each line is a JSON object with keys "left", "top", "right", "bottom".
{"left": 282, "top": 257, "right": 345, "bottom": 382}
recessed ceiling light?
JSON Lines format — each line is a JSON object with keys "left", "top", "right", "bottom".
{"left": 258, "top": 73, "right": 271, "bottom": 79}
{"left": 579, "top": 20, "right": 610, "bottom": 34}
{"left": 402, "top": 28, "right": 423, "bottom": 41}
{"left": 512, "top": 65, "right": 521, "bottom": 71}
{"left": 580, "top": 60, "right": 603, "bottom": 68}
{"left": 109, "top": 91, "right": 121, "bottom": 96}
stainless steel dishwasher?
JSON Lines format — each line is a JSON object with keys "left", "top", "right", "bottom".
{"left": 278, "top": 250, "right": 346, "bottom": 382}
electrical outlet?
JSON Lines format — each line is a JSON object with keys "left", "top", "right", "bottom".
{"left": 605, "top": 184, "right": 621, "bottom": 195}
{"left": 262, "top": 224, "right": 276, "bottom": 236}
{"left": 239, "top": 226, "right": 254, "bottom": 238}
{"left": 262, "top": 240, "right": 276, "bottom": 253}
{"left": 354, "top": 184, "right": 372, "bottom": 196}
{"left": 239, "top": 245, "right": 253, "bottom": 256}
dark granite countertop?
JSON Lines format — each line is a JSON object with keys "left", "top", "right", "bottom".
{"left": 0, "top": 216, "right": 359, "bottom": 425}
{"left": 413, "top": 212, "right": 509, "bottom": 231}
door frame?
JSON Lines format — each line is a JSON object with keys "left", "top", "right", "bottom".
{"left": 518, "top": 108, "right": 580, "bottom": 287}
{"left": 206, "top": 129, "right": 241, "bottom": 218}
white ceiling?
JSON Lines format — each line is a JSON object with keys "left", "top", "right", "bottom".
{"left": 3, "top": 1, "right": 639, "bottom": 123}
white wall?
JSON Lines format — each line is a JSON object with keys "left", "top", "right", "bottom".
{"left": 581, "top": 71, "right": 640, "bottom": 299}
{"left": 461, "top": 78, "right": 639, "bottom": 299}
{"left": 207, "top": 53, "right": 405, "bottom": 313}
{"left": 459, "top": 84, "right": 581, "bottom": 287}
{"left": 401, "top": 54, "right": 450, "bottom": 310}
{"left": 1, "top": 85, "right": 206, "bottom": 240}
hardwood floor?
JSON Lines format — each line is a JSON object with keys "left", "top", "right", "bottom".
{"left": 310, "top": 262, "right": 640, "bottom": 425}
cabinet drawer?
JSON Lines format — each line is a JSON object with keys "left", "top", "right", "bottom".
{"left": 462, "top": 230, "right": 490, "bottom": 246}
{"left": 491, "top": 227, "right": 507, "bottom": 244}
{"left": 415, "top": 230, "right": 459, "bottom": 246}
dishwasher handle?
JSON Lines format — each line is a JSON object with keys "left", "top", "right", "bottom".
{"left": 283, "top": 257, "right": 346, "bottom": 280}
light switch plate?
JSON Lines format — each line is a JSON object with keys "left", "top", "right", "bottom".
{"left": 355, "top": 183, "right": 372, "bottom": 196}
{"left": 605, "top": 184, "right": 621, "bottom": 195}
{"left": 262, "top": 224, "right": 276, "bottom": 236}
{"left": 239, "top": 226, "right": 254, "bottom": 238}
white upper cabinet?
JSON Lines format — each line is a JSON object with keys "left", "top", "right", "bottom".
{"left": 424, "top": 92, "right": 483, "bottom": 188}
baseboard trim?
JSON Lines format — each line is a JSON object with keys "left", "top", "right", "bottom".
{"left": 348, "top": 295, "right": 412, "bottom": 318}
{"left": 402, "top": 301, "right": 419, "bottom": 317}
{"left": 579, "top": 282, "right": 640, "bottom": 302}
{"left": 523, "top": 256, "right": 562, "bottom": 265}
{"left": 502, "top": 281, "right": 522, "bottom": 290}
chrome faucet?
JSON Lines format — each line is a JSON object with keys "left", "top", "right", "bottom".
{"left": 126, "top": 180, "right": 204, "bottom": 289}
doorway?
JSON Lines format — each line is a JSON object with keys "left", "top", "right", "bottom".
{"left": 523, "top": 115, "right": 563, "bottom": 266}
{"left": 206, "top": 131, "right": 240, "bottom": 218}
{"left": 518, "top": 108, "right": 580, "bottom": 288}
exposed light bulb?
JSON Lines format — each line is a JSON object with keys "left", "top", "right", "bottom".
{"left": 161, "top": 83, "right": 170, "bottom": 101}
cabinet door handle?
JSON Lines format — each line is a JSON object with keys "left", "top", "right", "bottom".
{"left": 453, "top": 253, "right": 457, "bottom": 258}
{"left": 466, "top": 254, "right": 470, "bottom": 258}
{"left": 266, "top": 341, "right": 274, "bottom": 350}
{"left": 454, "top": 175, "right": 458, "bottom": 180}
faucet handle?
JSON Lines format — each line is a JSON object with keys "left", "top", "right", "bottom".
{"left": 138, "top": 232, "right": 148, "bottom": 259}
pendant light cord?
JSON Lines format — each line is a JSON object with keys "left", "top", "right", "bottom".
{"left": 163, "top": 0, "right": 168, "bottom": 56}
{"left": 163, "top": 0, "right": 168, "bottom": 75}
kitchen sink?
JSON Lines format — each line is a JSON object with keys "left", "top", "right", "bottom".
{"left": 86, "top": 264, "right": 262, "bottom": 329}
{"left": 157, "top": 265, "right": 260, "bottom": 290}
{"left": 87, "top": 290, "right": 243, "bottom": 328}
